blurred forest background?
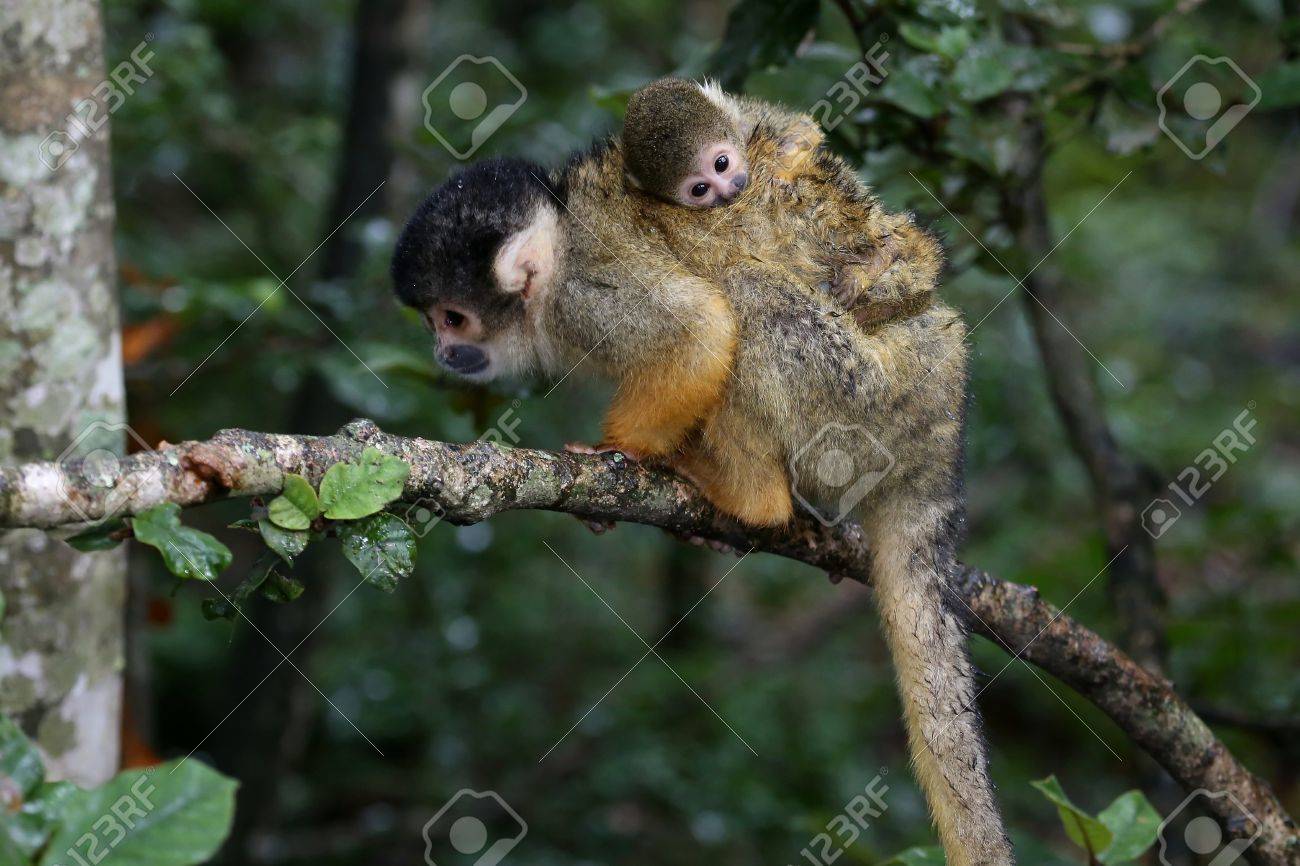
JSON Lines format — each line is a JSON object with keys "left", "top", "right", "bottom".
{"left": 86, "top": 0, "right": 1300, "bottom": 862}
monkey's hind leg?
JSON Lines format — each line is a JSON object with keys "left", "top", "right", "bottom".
{"left": 672, "top": 416, "right": 794, "bottom": 528}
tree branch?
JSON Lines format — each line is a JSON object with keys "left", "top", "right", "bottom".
{"left": 1000, "top": 93, "right": 1168, "bottom": 674}
{"left": 1, "top": 420, "right": 1295, "bottom": 862}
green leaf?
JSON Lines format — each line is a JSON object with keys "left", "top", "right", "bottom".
{"left": 898, "top": 24, "right": 971, "bottom": 61}
{"left": 1097, "top": 790, "right": 1161, "bottom": 863}
{"left": 881, "top": 846, "right": 946, "bottom": 866}
{"left": 337, "top": 513, "right": 417, "bottom": 592}
{"left": 706, "top": 0, "right": 820, "bottom": 89}
{"left": 0, "top": 715, "right": 45, "bottom": 800}
{"left": 898, "top": 22, "right": 941, "bottom": 53}
{"left": 589, "top": 84, "right": 634, "bottom": 117}
{"left": 1258, "top": 60, "right": 1300, "bottom": 109}
{"left": 65, "top": 519, "right": 127, "bottom": 552}
{"left": 38, "top": 760, "right": 237, "bottom": 866}
{"left": 4, "top": 781, "right": 78, "bottom": 861}
{"left": 935, "top": 26, "right": 974, "bottom": 61}
{"left": 259, "top": 572, "right": 305, "bottom": 604}
{"left": 131, "top": 504, "right": 232, "bottom": 582}
{"left": 202, "top": 554, "right": 277, "bottom": 622}
{"left": 953, "top": 44, "right": 1017, "bottom": 102}
{"left": 258, "top": 519, "right": 309, "bottom": 565}
{"left": 881, "top": 68, "right": 944, "bottom": 118}
{"left": 0, "top": 723, "right": 75, "bottom": 861}
{"left": 319, "top": 448, "right": 410, "bottom": 521}
{"left": 1032, "top": 775, "right": 1113, "bottom": 857}
{"left": 267, "top": 473, "right": 321, "bottom": 530}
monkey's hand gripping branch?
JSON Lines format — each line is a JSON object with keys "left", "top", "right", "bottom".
{"left": 1, "top": 420, "right": 1295, "bottom": 865}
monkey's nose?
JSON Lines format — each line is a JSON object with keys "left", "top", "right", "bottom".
{"left": 440, "top": 344, "right": 489, "bottom": 375}
{"left": 731, "top": 173, "right": 749, "bottom": 193}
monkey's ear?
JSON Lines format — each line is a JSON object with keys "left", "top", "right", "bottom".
{"left": 493, "top": 205, "right": 560, "bottom": 301}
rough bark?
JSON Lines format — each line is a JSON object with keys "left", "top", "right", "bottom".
{"left": 0, "top": 0, "right": 126, "bottom": 785}
{"left": 0, "top": 422, "right": 1295, "bottom": 863}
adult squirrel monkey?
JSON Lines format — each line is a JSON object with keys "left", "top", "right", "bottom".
{"left": 391, "top": 85, "right": 1014, "bottom": 866}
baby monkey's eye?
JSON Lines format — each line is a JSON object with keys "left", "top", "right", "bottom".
{"left": 714, "top": 154, "right": 729, "bottom": 173}
{"left": 690, "top": 182, "right": 710, "bottom": 198}
{"left": 444, "top": 310, "right": 466, "bottom": 329}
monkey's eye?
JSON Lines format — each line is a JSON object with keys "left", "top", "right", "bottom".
{"left": 714, "top": 154, "right": 729, "bottom": 173}
{"left": 444, "top": 310, "right": 466, "bottom": 329}
{"left": 690, "top": 182, "right": 709, "bottom": 198}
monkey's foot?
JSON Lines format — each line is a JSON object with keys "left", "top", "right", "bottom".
{"left": 662, "top": 527, "right": 744, "bottom": 556}
{"left": 563, "top": 441, "right": 651, "bottom": 463}
{"left": 576, "top": 516, "right": 617, "bottom": 535}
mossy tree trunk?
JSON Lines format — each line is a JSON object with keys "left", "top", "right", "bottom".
{"left": 0, "top": 0, "right": 126, "bottom": 785}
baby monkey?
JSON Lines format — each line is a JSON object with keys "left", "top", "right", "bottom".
{"left": 622, "top": 78, "right": 938, "bottom": 331}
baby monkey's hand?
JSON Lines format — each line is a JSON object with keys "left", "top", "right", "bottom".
{"left": 772, "top": 117, "right": 824, "bottom": 186}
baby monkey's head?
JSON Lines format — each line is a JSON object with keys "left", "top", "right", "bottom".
{"left": 622, "top": 78, "right": 749, "bottom": 208}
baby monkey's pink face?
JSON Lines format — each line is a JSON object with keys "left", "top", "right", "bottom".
{"left": 675, "top": 140, "right": 749, "bottom": 208}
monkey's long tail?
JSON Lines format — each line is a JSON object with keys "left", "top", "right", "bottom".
{"left": 869, "top": 503, "right": 1016, "bottom": 866}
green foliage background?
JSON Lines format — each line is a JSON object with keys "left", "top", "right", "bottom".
{"left": 98, "top": 0, "right": 1298, "bottom": 862}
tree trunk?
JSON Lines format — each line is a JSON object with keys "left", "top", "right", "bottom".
{"left": 0, "top": 0, "right": 126, "bottom": 785}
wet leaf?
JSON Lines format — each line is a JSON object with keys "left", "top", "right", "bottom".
{"left": 258, "top": 519, "right": 309, "bottom": 564}
{"left": 131, "top": 504, "right": 232, "bottom": 582}
{"left": 0, "top": 715, "right": 44, "bottom": 799}
{"left": 319, "top": 448, "right": 410, "bottom": 520}
{"left": 259, "top": 571, "right": 305, "bottom": 603}
{"left": 65, "top": 519, "right": 127, "bottom": 552}
{"left": 337, "top": 513, "right": 417, "bottom": 592}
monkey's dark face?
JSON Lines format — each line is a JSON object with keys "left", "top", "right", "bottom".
{"left": 675, "top": 140, "right": 749, "bottom": 208}
{"left": 391, "top": 158, "right": 562, "bottom": 382}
